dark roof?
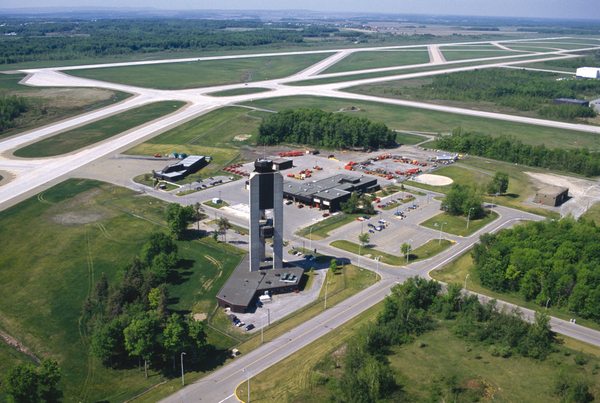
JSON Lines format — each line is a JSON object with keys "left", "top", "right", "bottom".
{"left": 284, "top": 173, "right": 376, "bottom": 199}
{"left": 216, "top": 255, "right": 304, "bottom": 308}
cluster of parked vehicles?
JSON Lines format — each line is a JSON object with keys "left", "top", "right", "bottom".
{"left": 232, "top": 319, "right": 255, "bottom": 331}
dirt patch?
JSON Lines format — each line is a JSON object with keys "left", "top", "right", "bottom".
{"left": 13, "top": 88, "right": 115, "bottom": 109}
{"left": 193, "top": 313, "right": 207, "bottom": 321}
{"left": 0, "top": 329, "right": 40, "bottom": 363}
{"left": 411, "top": 174, "right": 453, "bottom": 186}
{"left": 234, "top": 134, "right": 252, "bottom": 141}
{"left": 44, "top": 188, "right": 117, "bottom": 226}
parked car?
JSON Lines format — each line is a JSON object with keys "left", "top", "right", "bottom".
{"left": 245, "top": 324, "right": 255, "bottom": 331}
{"left": 256, "top": 301, "right": 263, "bottom": 308}
{"left": 297, "top": 204, "right": 304, "bottom": 208}
{"left": 323, "top": 213, "right": 330, "bottom": 217}
{"left": 233, "top": 319, "right": 240, "bottom": 326}
{"left": 369, "top": 229, "right": 375, "bottom": 233}
{"left": 236, "top": 321, "right": 245, "bottom": 327}
{"left": 286, "top": 200, "right": 293, "bottom": 205}
{"left": 375, "top": 226, "right": 382, "bottom": 231}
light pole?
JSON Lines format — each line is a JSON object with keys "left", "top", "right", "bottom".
{"left": 242, "top": 368, "right": 251, "bottom": 403}
{"left": 358, "top": 242, "right": 363, "bottom": 269}
{"left": 267, "top": 308, "right": 270, "bottom": 325}
{"left": 439, "top": 222, "right": 447, "bottom": 245}
{"left": 406, "top": 244, "right": 412, "bottom": 264}
{"left": 181, "top": 352, "right": 186, "bottom": 386}
{"left": 309, "top": 226, "right": 314, "bottom": 252}
{"left": 261, "top": 315, "right": 264, "bottom": 344}
{"left": 376, "top": 255, "right": 383, "bottom": 279}
{"left": 464, "top": 274, "right": 470, "bottom": 291}
{"left": 546, "top": 298, "right": 551, "bottom": 310}
{"left": 467, "top": 207, "right": 474, "bottom": 229}
{"left": 324, "top": 281, "right": 332, "bottom": 309}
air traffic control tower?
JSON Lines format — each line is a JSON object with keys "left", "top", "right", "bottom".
{"left": 249, "top": 159, "right": 283, "bottom": 271}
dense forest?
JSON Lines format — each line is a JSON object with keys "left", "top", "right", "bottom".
{"left": 436, "top": 129, "right": 600, "bottom": 177}
{"left": 379, "top": 68, "right": 599, "bottom": 119}
{"left": 257, "top": 108, "right": 397, "bottom": 149}
{"left": 0, "top": 95, "right": 28, "bottom": 132}
{"left": 305, "top": 277, "right": 584, "bottom": 403}
{"left": 0, "top": 19, "right": 307, "bottom": 64}
{"left": 472, "top": 218, "right": 600, "bottom": 322}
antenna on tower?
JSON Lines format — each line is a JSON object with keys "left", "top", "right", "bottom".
{"left": 263, "top": 143, "right": 266, "bottom": 159}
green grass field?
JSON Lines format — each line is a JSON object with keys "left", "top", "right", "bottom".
{"left": 419, "top": 210, "right": 499, "bottom": 237}
{"left": 395, "top": 131, "right": 429, "bottom": 145}
{"left": 441, "top": 49, "right": 532, "bottom": 61}
{"left": 0, "top": 179, "right": 241, "bottom": 403}
{"left": 207, "top": 87, "right": 272, "bottom": 97}
{"left": 285, "top": 53, "right": 554, "bottom": 87}
{"left": 296, "top": 213, "right": 363, "bottom": 240}
{"left": 14, "top": 101, "right": 186, "bottom": 158}
{"left": 320, "top": 50, "right": 430, "bottom": 75}
{"left": 237, "top": 96, "right": 600, "bottom": 150}
{"left": 66, "top": 53, "right": 333, "bottom": 90}
{"left": 330, "top": 239, "right": 453, "bottom": 266}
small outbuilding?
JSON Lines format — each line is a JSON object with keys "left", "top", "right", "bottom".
{"left": 533, "top": 186, "right": 569, "bottom": 207}
{"left": 272, "top": 158, "right": 293, "bottom": 171}
{"left": 553, "top": 98, "right": 590, "bottom": 107}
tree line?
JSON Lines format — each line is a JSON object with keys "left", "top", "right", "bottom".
{"left": 309, "top": 277, "right": 580, "bottom": 403}
{"left": 380, "top": 68, "right": 599, "bottom": 119}
{"left": 0, "top": 95, "right": 28, "bottom": 132}
{"left": 436, "top": 129, "right": 600, "bottom": 177}
{"left": 257, "top": 108, "right": 397, "bottom": 149}
{"left": 0, "top": 19, "right": 308, "bottom": 65}
{"left": 472, "top": 217, "right": 600, "bottom": 323}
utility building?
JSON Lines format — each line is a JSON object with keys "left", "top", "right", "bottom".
{"left": 154, "top": 155, "right": 208, "bottom": 182}
{"left": 533, "top": 186, "right": 569, "bottom": 207}
{"left": 249, "top": 159, "right": 284, "bottom": 272}
{"left": 553, "top": 98, "right": 590, "bottom": 107}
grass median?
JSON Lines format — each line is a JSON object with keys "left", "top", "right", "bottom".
{"left": 330, "top": 239, "right": 453, "bottom": 266}
{"left": 296, "top": 213, "right": 362, "bottom": 240}
{"left": 419, "top": 210, "right": 499, "bottom": 237}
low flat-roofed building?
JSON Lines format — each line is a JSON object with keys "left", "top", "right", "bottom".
{"left": 216, "top": 255, "right": 305, "bottom": 313}
{"left": 154, "top": 155, "right": 207, "bottom": 182}
{"left": 272, "top": 158, "right": 293, "bottom": 171}
{"left": 553, "top": 98, "right": 590, "bottom": 107}
{"left": 533, "top": 186, "right": 569, "bottom": 207}
{"left": 283, "top": 173, "right": 379, "bottom": 211}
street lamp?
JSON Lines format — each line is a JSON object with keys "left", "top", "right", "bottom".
{"left": 324, "top": 281, "right": 332, "bottom": 309}
{"left": 376, "top": 255, "right": 383, "bottom": 279}
{"left": 406, "top": 244, "right": 412, "bottom": 264}
{"left": 242, "top": 368, "right": 251, "bottom": 403}
{"left": 467, "top": 207, "right": 474, "bottom": 229}
{"left": 439, "top": 222, "right": 447, "bottom": 245}
{"left": 464, "top": 274, "right": 470, "bottom": 291}
{"left": 309, "top": 226, "right": 314, "bottom": 252}
{"left": 181, "top": 352, "right": 186, "bottom": 386}
{"left": 546, "top": 298, "right": 551, "bottom": 310}
{"left": 358, "top": 242, "right": 363, "bottom": 270}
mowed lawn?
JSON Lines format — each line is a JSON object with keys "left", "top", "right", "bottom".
{"left": 237, "top": 96, "right": 600, "bottom": 150}
{"left": 14, "top": 101, "right": 186, "bottom": 158}
{"left": 0, "top": 179, "right": 241, "bottom": 403}
{"left": 321, "top": 49, "right": 430, "bottom": 74}
{"left": 125, "top": 106, "right": 263, "bottom": 171}
{"left": 66, "top": 53, "right": 333, "bottom": 90}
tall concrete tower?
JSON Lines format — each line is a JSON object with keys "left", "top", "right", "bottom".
{"left": 248, "top": 159, "right": 283, "bottom": 271}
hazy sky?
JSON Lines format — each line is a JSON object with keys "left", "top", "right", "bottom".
{"left": 3, "top": 0, "right": 599, "bottom": 20}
